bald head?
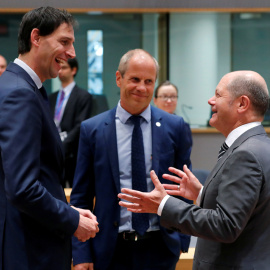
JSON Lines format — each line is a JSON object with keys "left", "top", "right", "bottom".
{"left": 225, "top": 70, "right": 269, "bottom": 117}
{"left": 118, "top": 49, "right": 159, "bottom": 80}
{"left": 0, "top": 55, "right": 7, "bottom": 76}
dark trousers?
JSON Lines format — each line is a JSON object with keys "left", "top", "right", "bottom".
{"left": 108, "top": 231, "right": 179, "bottom": 270}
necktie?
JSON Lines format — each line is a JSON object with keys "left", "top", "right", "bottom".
{"left": 218, "top": 142, "right": 229, "bottom": 160}
{"left": 39, "top": 86, "right": 50, "bottom": 107}
{"left": 130, "top": 115, "right": 149, "bottom": 235}
{"left": 54, "top": 90, "right": 65, "bottom": 122}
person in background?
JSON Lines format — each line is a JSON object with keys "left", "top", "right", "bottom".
{"left": 71, "top": 49, "right": 192, "bottom": 270}
{"left": 49, "top": 58, "right": 92, "bottom": 188}
{"left": 0, "top": 7, "right": 98, "bottom": 270}
{"left": 154, "top": 80, "right": 178, "bottom": 114}
{"left": 119, "top": 70, "right": 270, "bottom": 270}
{"left": 0, "top": 54, "right": 7, "bottom": 76}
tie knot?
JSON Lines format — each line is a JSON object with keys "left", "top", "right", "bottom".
{"left": 218, "top": 142, "right": 229, "bottom": 160}
{"left": 130, "top": 115, "right": 141, "bottom": 126}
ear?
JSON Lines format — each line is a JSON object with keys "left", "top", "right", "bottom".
{"left": 30, "top": 28, "right": 41, "bottom": 48}
{"left": 237, "top": 95, "right": 250, "bottom": 113}
{"left": 71, "top": 67, "right": 77, "bottom": 77}
{"left": 116, "top": 70, "right": 122, "bottom": 87}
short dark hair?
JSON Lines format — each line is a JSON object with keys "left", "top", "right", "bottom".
{"left": 228, "top": 74, "right": 269, "bottom": 116}
{"left": 18, "top": 6, "right": 76, "bottom": 54}
{"left": 154, "top": 80, "right": 178, "bottom": 98}
{"left": 67, "top": 58, "right": 79, "bottom": 77}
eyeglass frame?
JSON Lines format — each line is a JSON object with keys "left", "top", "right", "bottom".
{"left": 156, "top": 95, "right": 178, "bottom": 101}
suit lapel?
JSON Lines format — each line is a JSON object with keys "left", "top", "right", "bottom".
{"left": 200, "top": 125, "right": 266, "bottom": 205}
{"left": 10, "top": 63, "right": 64, "bottom": 163}
{"left": 151, "top": 108, "right": 163, "bottom": 173}
{"left": 103, "top": 107, "right": 121, "bottom": 193}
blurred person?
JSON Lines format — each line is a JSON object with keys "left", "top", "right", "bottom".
{"left": 0, "top": 6, "right": 98, "bottom": 270}
{"left": 0, "top": 55, "right": 7, "bottom": 76}
{"left": 154, "top": 80, "right": 178, "bottom": 114}
{"left": 71, "top": 49, "right": 192, "bottom": 270}
{"left": 119, "top": 70, "right": 270, "bottom": 270}
{"left": 49, "top": 58, "right": 92, "bottom": 188}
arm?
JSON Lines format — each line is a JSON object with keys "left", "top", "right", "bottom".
{"left": 71, "top": 122, "right": 96, "bottom": 265}
{"left": 120, "top": 148, "right": 263, "bottom": 243}
{"left": 1, "top": 88, "right": 79, "bottom": 235}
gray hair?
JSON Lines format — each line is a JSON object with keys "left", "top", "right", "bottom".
{"left": 118, "top": 49, "right": 159, "bottom": 80}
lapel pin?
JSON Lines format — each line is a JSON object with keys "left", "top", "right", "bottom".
{"left": 156, "top": 122, "right": 161, "bottom": 127}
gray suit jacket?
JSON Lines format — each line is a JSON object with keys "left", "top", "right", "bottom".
{"left": 161, "top": 125, "right": 270, "bottom": 270}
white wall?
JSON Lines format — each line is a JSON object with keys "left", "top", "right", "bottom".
{"left": 169, "top": 13, "right": 231, "bottom": 127}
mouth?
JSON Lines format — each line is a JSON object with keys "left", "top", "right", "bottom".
{"left": 55, "top": 58, "right": 66, "bottom": 65}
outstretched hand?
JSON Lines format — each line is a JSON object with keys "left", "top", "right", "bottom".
{"left": 118, "top": 170, "right": 167, "bottom": 214}
{"left": 162, "top": 165, "right": 202, "bottom": 201}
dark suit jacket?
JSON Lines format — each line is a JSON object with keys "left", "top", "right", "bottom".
{"left": 49, "top": 85, "right": 92, "bottom": 158}
{"left": 161, "top": 125, "right": 270, "bottom": 270}
{"left": 71, "top": 106, "right": 192, "bottom": 269}
{"left": 0, "top": 63, "right": 79, "bottom": 270}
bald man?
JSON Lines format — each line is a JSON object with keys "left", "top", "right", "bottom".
{"left": 119, "top": 71, "right": 270, "bottom": 269}
{"left": 0, "top": 55, "right": 7, "bottom": 76}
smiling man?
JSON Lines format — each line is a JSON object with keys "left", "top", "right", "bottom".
{"left": 0, "top": 7, "right": 99, "bottom": 270}
{"left": 119, "top": 70, "right": 270, "bottom": 270}
{"left": 71, "top": 49, "right": 193, "bottom": 270}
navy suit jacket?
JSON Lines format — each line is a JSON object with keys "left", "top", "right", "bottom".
{"left": 71, "top": 106, "right": 192, "bottom": 269}
{"left": 0, "top": 63, "right": 79, "bottom": 270}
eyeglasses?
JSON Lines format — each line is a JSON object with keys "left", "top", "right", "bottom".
{"left": 157, "top": 96, "right": 178, "bottom": 101}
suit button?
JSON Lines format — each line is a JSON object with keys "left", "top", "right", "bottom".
{"left": 113, "top": 221, "right": 118, "bottom": 227}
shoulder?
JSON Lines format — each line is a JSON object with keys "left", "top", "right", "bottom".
{"left": 82, "top": 107, "right": 115, "bottom": 127}
{"left": 73, "top": 85, "right": 92, "bottom": 97}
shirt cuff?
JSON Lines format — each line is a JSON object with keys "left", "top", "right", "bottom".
{"left": 157, "top": 194, "right": 170, "bottom": 216}
{"left": 196, "top": 186, "right": 204, "bottom": 206}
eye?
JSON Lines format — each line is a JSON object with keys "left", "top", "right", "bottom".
{"left": 145, "top": 79, "right": 153, "bottom": 85}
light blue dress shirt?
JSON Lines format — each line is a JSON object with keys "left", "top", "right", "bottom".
{"left": 116, "top": 101, "right": 159, "bottom": 233}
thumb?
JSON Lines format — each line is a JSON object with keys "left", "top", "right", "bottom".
{"left": 150, "top": 170, "right": 162, "bottom": 188}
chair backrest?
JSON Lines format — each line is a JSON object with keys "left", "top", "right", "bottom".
{"left": 192, "top": 169, "right": 210, "bottom": 185}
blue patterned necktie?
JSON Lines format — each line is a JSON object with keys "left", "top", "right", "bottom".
{"left": 218, "top": 142, "right": 229, "bottom": 160}
{"left": 130, "top": 115, "right": 149, "bottom": 235}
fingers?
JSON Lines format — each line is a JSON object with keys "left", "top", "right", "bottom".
{"left": 150, "top": 170, "right": 162, "bottom": 188}
{"left": 118, "top": 193, "right": 142, "bottom": 204}
{"left": 162, "top": 183, "right": 180, "bottom": 191}
{"left": 162, "top": 174, "right": 181, "bottom": 184}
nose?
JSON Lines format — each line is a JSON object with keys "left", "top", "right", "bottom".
{"left": 136, "top": 82, "right": 147, "bottom": 92}
{"left": 208, "top": 95, "right": 215, "bottom": 106}
{"left": 66, "top": 44, "right": 76, "bottom": 59}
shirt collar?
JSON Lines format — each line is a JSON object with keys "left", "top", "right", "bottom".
{"left": 225, "top": 122, "right": 261, "bottom": 147}
{"left": 14, "top": 58, "right": 42, "bottom": 89}
{"left": 61, "top": 81, "right": 75, "bottom": 96}
{"left": 116, "top": 101, "right": 151, "bottom": 124}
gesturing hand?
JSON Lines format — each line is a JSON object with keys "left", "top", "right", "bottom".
{"left": 118, "top": 170, "right": 167, "bottom": 214}
{"left": 162, "top": 165, "right": 202, "bottom": 201}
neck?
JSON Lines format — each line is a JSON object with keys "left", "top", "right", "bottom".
{"left": 61, "top": 79, "right": 74, "bottom": 88}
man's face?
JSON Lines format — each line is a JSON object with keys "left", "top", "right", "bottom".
{"left": 0, "top": 56, "right": 7, "bottom": 76}
{"left": 116, "top": 54, "right": 156, "bottom": 115}
{"left": 58, "top": 61, "right": 75, "bottom": 84}
{"left": 36, "top": 23, "right": 75, "bottom": 82}
{"left": 154, "top": 85, "right": 178, "bottom": 114}
{"left": 208, "top": 74, "right": 237, "bottom": 136}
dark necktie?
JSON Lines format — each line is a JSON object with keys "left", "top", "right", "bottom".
{"left": 130, "top": 115, "right": 149, "bottom": 235}
{"left": 218, "top": 142, "right": 229, "bottom": 160}
{"left": 39, "top": 86, "right": 50, "bottom": 108}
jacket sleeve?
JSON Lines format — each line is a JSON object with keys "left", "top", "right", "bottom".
{"left": 0, "top": 88, "right": 79, "bottom": 236}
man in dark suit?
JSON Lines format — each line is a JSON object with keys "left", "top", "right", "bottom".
{"left": 71, "top": 49, "right": 192, "bottom": 270}
{"left": 119, "top": 70, "right": 270, "bottom": 270}
{"left": 49, "top": 58, "right": 92, "bottom": 187}
{"left": 0, "top": 7, "right": 99, "bottom": 270}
